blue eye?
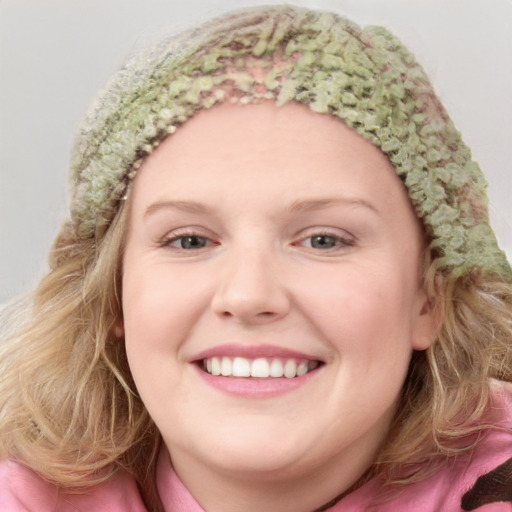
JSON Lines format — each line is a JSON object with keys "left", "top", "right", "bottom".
{"left": 298, "top": 233, "right": 354, "bottom": 250}
{"left": 309, "top": 235, "right": 340, "bottom": 249}
{"left": 167, "top": 235, "right": 209, "bottom": 249}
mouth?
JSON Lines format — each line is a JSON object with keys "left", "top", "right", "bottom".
{"left": 191, "top": 346, "right": 325, "bottom": 397}
{"left": 198, "top": 356, "right": 323, "bottom": 379}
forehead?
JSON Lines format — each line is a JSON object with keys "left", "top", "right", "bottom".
{"left": 131, "top": 101, "right": 409, "bottom": 209}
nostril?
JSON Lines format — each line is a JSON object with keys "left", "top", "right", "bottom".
{"left": 211, "top": 286, "right": 291, "bottom": 323}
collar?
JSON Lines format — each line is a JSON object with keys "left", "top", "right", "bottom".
{"left": 156, "top": 446, "right": 205, "bottom": 512}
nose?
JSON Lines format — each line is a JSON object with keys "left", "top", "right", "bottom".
{"left": 211, "top": 246, "right": 291, "bottom": 325}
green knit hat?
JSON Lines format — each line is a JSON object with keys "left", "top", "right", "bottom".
{"left": 70, "top": 5, "right": 511, "bottom": 278}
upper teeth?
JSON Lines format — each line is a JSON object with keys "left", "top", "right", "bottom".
{"left": 202, "top": 357, "right": 319, "bottom": 378}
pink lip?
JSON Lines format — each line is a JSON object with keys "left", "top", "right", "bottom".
{"left": 190, "top": 343, "right": 321, "bottom": 363}
{"left": 189, "top": 344, "right": 323, "bottom": 398}
{"left": 192, "top": 364, "right": 321, "bottom": 398}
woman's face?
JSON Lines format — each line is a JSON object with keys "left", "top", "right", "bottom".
{"left": 121, "top": 101, "right": 436, "bottom": 496}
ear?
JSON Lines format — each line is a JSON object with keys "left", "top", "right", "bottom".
{"left": 411, "top": 285, "right": 443, "bottom": 351}
{"left": 113, "top": 315, "right": 125, "bottom": 338}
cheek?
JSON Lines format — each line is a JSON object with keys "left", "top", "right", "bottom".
{"left": 121, "top": 259, "right": 212, "bottom": 362}
{"left": 298, "top": 264, "right": 416, "bottom": 359}
{"left": 121, "top": 261, "right": 214, "bottom": 422}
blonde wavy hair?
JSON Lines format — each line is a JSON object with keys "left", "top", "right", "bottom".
{"left": 1, "top": 7, "right": 512, "bottom": 512}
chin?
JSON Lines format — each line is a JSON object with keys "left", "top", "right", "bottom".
{"left": 189, "top": 424, "right": 318, "bottom": 477}
{"left": 205, "top": 448, "right": 313, "bottom": 481}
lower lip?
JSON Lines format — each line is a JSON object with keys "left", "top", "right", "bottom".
{"left": 193, "top": 365, "right": 320, "bottom": 398}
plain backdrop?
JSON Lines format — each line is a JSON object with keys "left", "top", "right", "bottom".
{"left": 1, "top": 0, "right": 511, "bottom": 304}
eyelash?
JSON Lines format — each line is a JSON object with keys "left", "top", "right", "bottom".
{"left": 162, "top": 232, "right": 216, "bottom": 251}
{"left": 295, "top": 232, "right": 355, "bottom": 251}
{"left": 161, "top": 229, "right": 355, "bottom": 253}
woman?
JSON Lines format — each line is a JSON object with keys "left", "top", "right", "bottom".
{"left": 1, "top": 5, "right": 511, "bottom": 511}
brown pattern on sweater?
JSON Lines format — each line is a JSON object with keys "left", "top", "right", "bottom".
{"left": 461, "top": 457, "right": 512, "bottom": 510}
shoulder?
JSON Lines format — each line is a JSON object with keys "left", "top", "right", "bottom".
{"left": 335, "top": 380, "right": 512, "bottom": 512}
{"left": 0, "top": 459, "right": 148, "bottom": 512}
{"left": 459, "top": 380, "right": 512, "bottom": 511}
{"left": 409, "top": 380, "right": 512, "bottom": 512}
{"left": 408, "top": 380, "right": 512, "bottom": 512}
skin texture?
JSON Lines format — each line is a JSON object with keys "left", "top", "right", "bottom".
{"left": 120, "top": 101, "right": 438, "bottom": 512}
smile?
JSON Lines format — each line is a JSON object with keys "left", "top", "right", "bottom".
{"left": 201, "top": 357, "right": 320, "bottom": 378}
{"left": 191, "top": 344, "right": 325, "bottom": 396}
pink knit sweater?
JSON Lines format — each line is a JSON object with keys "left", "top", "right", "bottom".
{"left": 2, "top": 381, "right": 512, "bottom": 511}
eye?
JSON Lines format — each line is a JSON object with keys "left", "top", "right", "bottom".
{"left": 308, "top": 235, "right": 341, "bottom": 249}
{"left": 164, "top": 234, "right": 212, "bottom": 250}
{"left": 296, "top": 232, "right": 355, "bottom": 251}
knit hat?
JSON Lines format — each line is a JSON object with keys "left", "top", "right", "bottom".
{"left": 70, "top": 5, "right": 511, "bottom": 278}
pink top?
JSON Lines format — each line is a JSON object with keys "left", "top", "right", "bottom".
{"left": 2, "top": 381, "right": 512, "bottom": 511}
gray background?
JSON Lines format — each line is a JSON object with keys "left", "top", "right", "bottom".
{"left": 1, "top": 0, "right": 511, "bottom": 304}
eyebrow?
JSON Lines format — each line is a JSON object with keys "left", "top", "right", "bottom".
{"left": 144, "top": 200, "right": 213, "bottom": 218}
{"left": 287, "top": 197, "right": 380, "bottom": 215}
{"left": 144, "top": 197, "right": 380, "bottom": 218}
